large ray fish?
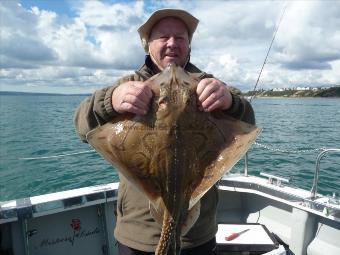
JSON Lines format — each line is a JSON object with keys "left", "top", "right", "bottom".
{"left": 86, "top": 64, "right": 261, "bottom": 254}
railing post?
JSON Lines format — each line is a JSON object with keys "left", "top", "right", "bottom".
{"left": 244, "top": 153, "right": 248, "bottom": 177}
{"left": 310, "top": 149, "right": 340, "bottom": 199}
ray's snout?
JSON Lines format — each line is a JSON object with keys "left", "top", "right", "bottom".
{"left": 158, "top": 65, "right": 191, "bottom": 108}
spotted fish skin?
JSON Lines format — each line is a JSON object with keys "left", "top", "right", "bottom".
{"left": 152, "top": 65, "right": 194, "bottom": 255}
{"left": 86, "top": 64, "right": 261, "bottom": 255}
{"left": 155, "top": 210, "right": 176, "bottom": 254}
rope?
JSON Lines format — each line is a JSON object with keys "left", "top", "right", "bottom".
{"left": 14, "top": 142, "right": 329, "bottom": 161}
{"left": 254, "top": 142, "right": 326, "bottom": 154}
{"left": 18, "top": 150, "right": 96, "bottom": 160}
{"left": 16, "top": 143, "right": 326, "bottom": 162}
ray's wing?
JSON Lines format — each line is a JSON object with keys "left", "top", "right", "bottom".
{"left": 162, "top": 71, "right": 261, "bottom": 210}
{"left": 86, "top": 75, "right": 165, "bottom": 205}
{"left": 186, "top": 113, "right": 261, "bottom": 209}
{"left": 86, "top": 118, "right": 161, "bottom": 203}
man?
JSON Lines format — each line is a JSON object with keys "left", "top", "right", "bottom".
{"left": 75, "top": 9, "right": 255, "bottom": 255}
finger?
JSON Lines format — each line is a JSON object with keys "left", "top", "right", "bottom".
{"left": 120, "top": 102, "right": 148, "bottom": 115}
{"left": 201, "top": 92, "right": 224, "bottom": 111}
{"left": 198, "top": 81, "right": 219, "bottom": 104}
{"left": 203, "top": 89, "right": 233, "bottom": 111}
{"left": 204, "top": 97, "right": 224, "bottom": 112}
{"left": 128, "top": 87, "right": 152, "bottom": 106}
{"left": 123, "top": 94, "right": 149, "bottom": 112}
{"left": 112, "top": 82, "right": 150, "bottom": 114}
{"left": 196, "top": 78, "right": 212, "bottom": 97}
{"left": 133, "top": 82, "right": 153, "bottom": 100}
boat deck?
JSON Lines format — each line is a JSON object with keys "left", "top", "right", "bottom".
{"left": 1, "top": 174, "right": 339, "bottom": 255}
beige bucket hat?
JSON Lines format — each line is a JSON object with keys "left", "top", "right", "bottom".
{"left": 137, "top": 8, "right": 199, "bottom": 53}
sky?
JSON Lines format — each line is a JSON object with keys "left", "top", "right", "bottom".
{"left": 1, "top": 0, "right": 340, "bottom": 94}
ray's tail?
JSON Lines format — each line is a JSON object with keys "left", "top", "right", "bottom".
{"left": 155, "top": 210, "right": 180, "bottom": 255}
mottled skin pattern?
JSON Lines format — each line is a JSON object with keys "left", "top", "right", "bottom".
{"left": 87, "top": 65, "right": 261, "bottom": 255}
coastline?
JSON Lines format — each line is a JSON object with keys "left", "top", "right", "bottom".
{"left": 243, "top": 86, "right": 340, "bottom": 98}
{"left": 244, "top": 95, "right": 340, "bottom": 99}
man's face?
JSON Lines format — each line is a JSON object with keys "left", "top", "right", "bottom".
{"left": 148, "top": 17, "right": 190, "bottom": 69}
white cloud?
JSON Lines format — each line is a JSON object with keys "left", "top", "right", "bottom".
{"left": 191, "top": 0, "right": 340, "bottom": 90}
{"left": 274, "top": 1, "right": 340, "bottom": 71}
{"left": 0, "top": 0, "right": 339, "bottom": 93}
{"left": 0, "top": 2, "right": 57, "bottom": 68}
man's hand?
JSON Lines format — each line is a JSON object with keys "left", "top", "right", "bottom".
{"left": 196, "top": 78, "right": 232, "bottom": 112}
{"left": 112, "top": 81, "right": 153, "bottom": 115}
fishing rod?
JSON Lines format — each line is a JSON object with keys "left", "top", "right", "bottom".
{"left": 249, "top": 3, "right": 288, "bottom": 103}
{"left": 244, "top": 3, "right": 288, "bottom": 176}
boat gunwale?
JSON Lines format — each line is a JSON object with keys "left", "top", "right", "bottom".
{"left": 1, "top": 174, "right": 339, "bottom": 224}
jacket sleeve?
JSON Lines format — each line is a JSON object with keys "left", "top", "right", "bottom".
{"left": 74, "top": 74, "right": 142, "bottom": 142}
{"left": 74, "top": 85, "right": 118, "bottom": 142}
{"left": 224, "top": 92, "right": 255, "bottom": 125}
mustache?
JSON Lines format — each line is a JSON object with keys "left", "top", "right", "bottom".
{"left": 164, "top": 51, "right": 178, "bottom": 56}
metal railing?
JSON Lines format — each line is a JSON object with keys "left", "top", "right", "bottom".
{"left": 310, "top": 148, "right": 340, "bottom": 200}
{"left": 244, "top": 146, "right": 340, "bottom": 194}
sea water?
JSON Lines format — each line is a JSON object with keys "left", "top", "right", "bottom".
{"left": 0, "top": 94, "right": 339, "bottom": 201}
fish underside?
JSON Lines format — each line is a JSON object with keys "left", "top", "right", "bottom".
{"left": 87, "top": 64, "right": 261, "bottom": 255}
